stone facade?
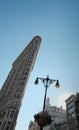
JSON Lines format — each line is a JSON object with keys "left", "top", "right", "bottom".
{"left": 0, "top": 36, "right": 41, "bottom": 130}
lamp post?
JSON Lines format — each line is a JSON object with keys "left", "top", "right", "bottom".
{"left": 34, "top": 75, "right": 60, "bottom": 130}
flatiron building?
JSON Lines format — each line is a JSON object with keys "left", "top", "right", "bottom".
{"left": 0, "top": 36, "right": 41, "bottom": 130}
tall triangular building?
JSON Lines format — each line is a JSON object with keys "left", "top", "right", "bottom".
{"left": 0, "top": 36, "right": 41, "bottom": 130}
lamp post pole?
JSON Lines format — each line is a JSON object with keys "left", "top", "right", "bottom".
{"left": 43, "top": 84, "right": 48, "bottom": 111}
{"left": 34, "top": 75, "right": 60, "bottom": 130}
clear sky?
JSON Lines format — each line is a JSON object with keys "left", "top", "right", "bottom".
{"left": 0, "top": 0, "right": 79, "bottom": 130}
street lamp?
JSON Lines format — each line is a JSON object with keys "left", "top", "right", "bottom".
{"left": 34, "top": 75, "right": 60, "bottom": 130}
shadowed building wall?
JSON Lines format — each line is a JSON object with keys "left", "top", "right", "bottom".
{"left": 66, "top": 93, "right": 79, "bottom": 130}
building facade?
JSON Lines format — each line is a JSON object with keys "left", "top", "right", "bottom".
{"left": 66, "top": 93, "right": 79, "bottom": 130}
{"left": 0, "top": 36, "right": 41, "bottom": 130}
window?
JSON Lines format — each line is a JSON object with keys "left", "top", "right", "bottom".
{"left": 67, "top": 101, "right": 74, "bottom": 109}
{"left": 32, "top": 53, "right": 34, "bottom": 56}
{"left": 2, "top": 112, "right": 6, "bottom": 118}
{"left": 16, "top": 94, "right": 20, "bottom": 99}
{"left": 21, "top": 82, "right": 24, "bottom": 86}
{"left": 2, "top": 121, "right": 6, "bottom": 129}
{"left": 68, "top": 107, "right": 75, "bottom": 114}
{"left": 5, "top": 122, "right": 11, "bottom": 130}
{"left": 18, "top": 88, "right": 22, "bottom": 92}
{"left": 7, "top": 110, "right": 10, "bottom": 117}
{"left": 10, "top": 111, "right": 15, "bottom": 118}
{"left": 14, "top": 112, "right": 17, "bottom": 119}
{"left": 23, "top": 77, "right": 26, "bottom": 80}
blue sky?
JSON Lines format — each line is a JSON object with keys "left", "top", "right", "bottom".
{"left": 0, "top": 0, "right": 79, "bottom": 130}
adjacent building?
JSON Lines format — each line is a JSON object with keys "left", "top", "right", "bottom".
{"left": 66, "top": 93, "right": 79, "bottom": 130}
{"left": 0, "top": 36, "right": 41, "bottom": 130}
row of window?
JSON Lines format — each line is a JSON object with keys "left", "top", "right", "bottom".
{"left": 2, "top": 121, "right": 14, "bottom": 130}
{"left": 0, "top": 109, "right": 17, "bottom": 120}
{"left": 2, "top": 40, "right": 38, "bottom": 89}
{"left": 67, "top": 101, "right": 75, "bottom": 109}
{"left": 11, "top": 48, "right": 35, "bottom": 82}
{"left": 1, "top": 45, "right": 37, "bottom": 102}
{"left": 68, "top": 106, "right": 75, "bottom": 115}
